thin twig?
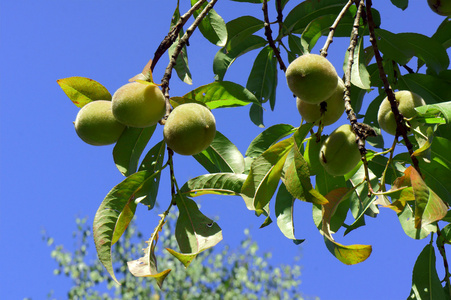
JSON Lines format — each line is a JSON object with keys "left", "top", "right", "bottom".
{"left": 436, "top": 225, "right": 451, "bottom": 295}
{"left": 262, "top": 0, "right": 286, "bottom": 72}
{"left": 320, "top": 0, "right": 354, "bottom": 58}
{"left": 150, "top": 0, "right": 207, "bottom": 72}
{"left": 160, "top": 0, "right": 219, "bottom": 122}
{"left": 365, "top": 0, "right": 422, "bottom": 176}
{"left": 275, "top": 0, "right": 284, "bottom": 39}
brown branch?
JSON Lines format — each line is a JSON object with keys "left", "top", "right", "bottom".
{"left": 275, "top": 0, "right": 284, "bottom": 37}
{"left": 320, "top": 0, "right": 354, "bottom": 58}
{"left": 262, "top": 0, "right": 286, "bottom": 72}
{"left": 365, "top": 0, "right": 422, "bottom": 176}
{"left": 150, "top": 0, "right": 207, "bottom": 72}
{"left": 436, "top": 227, "right": 451, "bottom": 295}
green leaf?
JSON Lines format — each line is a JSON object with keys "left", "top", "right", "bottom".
{"left": 249, "top": 102, "right": 265, "bottom": 128}
{"left": 398, "top": 73, "right": 451, "bottom": 104}
{"left": 408, "top": 244, "right": 446, "bottom": 300}
{"left": 397, "top": 32, "right": 450, "bottom": 75}
{"left": 390, "top": 0, "right": 408, "bottom": 10}
{"left": 433, "top": 18, "right": 451, "bottom": 49}
{"left": 127, "top": 213, "right": 171, "bottom": 288}
{"left": 213, "top": 35, "right": 267, "bottom": 81}
{"left": 57, "top": 77, "right": 111, "bottom": 108}
{"left": 93, "top": 170, "right": 162, "bottom": 284}
{"left": 398, "top": 204, "right": 437, "bottom": 240}
{"left": 375, "top": 29, "right": 414, "bottom": 65}
{"left": 175, "top": 195, "right": 223, "bottom": 255}
{"left": 275, "top": 183, "right": 305, "bottom": 244}
{"left": 224, "top": 16, "right": 265, "bottom": 52}
{"left": 171, "top": 81, "right": 259, "bottom": 109}
{"left": 282, "top": 0, "right": 348, "bottom": 36}
{"left": 246, "top": 46, "right": 278, "bottom": 108}
{"left": 193, "top": 131, "right": 245, "bottom": 174}
{"left": 136, "top": 140, "right": 166, "bottom": 209}
{"left": 324, "top": 237, "right": 372, "bottom": 265}
{"left": 113, "top": 125, "right": 156, "bottom": 177}
{"left": 304, "top": 136, "right": 324, "bottom": 176}
{"left": 229, "top": 0, "right": 263, "bottom": 3}
{"left": 169, "top": 4, "right": 192, "bottom": 85}
{"left": 343, "top": 33, "right": 371, "bottom": 90}
{"left": 416, "top": 102, "right": 451, "bottom": 124}
{"left": 288, "top": 34, "right": 308, "bottom": 59}
{"left": 191, "top": 0, "right": 227, "bottom": 47}
{"left": 245, "top": 124, "right": 296, "bottom": 159}
{"left": 180, "top": 173, "right": 247, "bottom": 197}
{"left": 166, "top": 248, "right": 198, "bottom": 268}
{"left": 241, "top": 138, "right": 294, "bottom": 215}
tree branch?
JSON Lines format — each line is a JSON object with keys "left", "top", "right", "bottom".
{"left": 262, "top": 0, "right": 286, "bottom": 72}
{"left": 320, "top": 0, "right": 354, "bottom": 58}
{"left": 365, "top": 0, "right": 422, "bottom": 176}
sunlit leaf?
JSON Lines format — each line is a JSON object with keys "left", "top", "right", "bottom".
{"left": 245, "top": 124, "right": 296, "bottom": 159}
{"left": 113, "top": 125, "right": 156, "bottom": 177}
{"left": 398, "top": 204, "right": 437, "bottom": 240}
{"left": 57, "top": 77, "right": 111, "bottom": 108}
{"left": 343, "top": 33, "right": 371, "bottom": 90}
{"left": 224, "top": 16, "right": 265, "bottom": 52}
{"left": 191, "top": 0, "right": 227, "bottom": 47}
{"left": 175, "top": 195, "right": 223, "bottom": 255}
{"left": 321, "top": 188, "right": 351, "bottom": 234}
{"left": 93, "top": 170, "right": 162, "bottom": 284}
{"left": 169, "top": 4, "right": 192, "bottom": 84}
{"left": 375, "top": 29, "right": 414, "bottom": 65}
{"left": 324, "top": 237, "right": 372, "bottom": 265}
{"left": 166, "top": 248, "right": 198, "bottom": 268}
{"left": 171, "top": 81, "right": 259, "bottom": 109}
{"left": 398, "top": 73, "right": 451, "bottom": 104}
{"left": 275, "top": 183, "right": 304, "bottom": 244}
{"left": 408, "top": 244, "right": 446, "bottom": 300}
{"left": 180, "top": 173, "right": 247, "bottom": 197}
{"left": 193, "top": 131, "right": 245, "bottom": 174}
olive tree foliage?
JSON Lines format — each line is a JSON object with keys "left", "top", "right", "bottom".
{"left": 57, "top": 0, "right": 451, "bottom": 298}
{"left": 44, "top": 216, "right": 305, "bottom": 299}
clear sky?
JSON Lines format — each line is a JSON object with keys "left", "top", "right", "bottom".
{"left": 0, "top": 1, "right": 448, "bottom": 299}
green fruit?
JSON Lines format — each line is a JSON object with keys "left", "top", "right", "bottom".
{"left": 286, "top": 54, "right": 338, "bottom": 104}
{"left": 297, "top": 78, "right": 345, "bottom": 126}
{"left": 163, "top": 103, "right": 216, "bottom": 156}
{"left": 319, "top": 124, "right": 361, "bottom": 176}
{"left": 377, "top": 90, "right": 426, "bottom": 136}
{"left": 112, "top": 81, "right": 166, "bottom": 128}
{"left": 74, "top": 100, "right": 126, "bottom": 146}
{"left": 428, "top": 0, "right": 451, "bottom": 16}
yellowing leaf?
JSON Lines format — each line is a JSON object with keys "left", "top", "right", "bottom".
{"left": 324, "top": 236, "right": 372, "bottom": 265}
{"left": 57, "top": 76, "right": 111, "bottom": 108}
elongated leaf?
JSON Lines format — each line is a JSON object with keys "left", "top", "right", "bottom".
{"left": 224, "top": 16, "right": 265, "bottom": 52}
{"left": 193, "top": 131, "right": 245, "bottom": 174}
{"left": 433, "top": 18, "right": 451, "bottom": 49}
{"left": 288, "top": 34, "right": 308, "bottom": 59}
{"left": 241, "top": 138, "right": 294, "bottom": 215}
{"left": 398, "top": 203, "right": 437, "bottom": 240}
{"left": 175, "top": 195, "right": 222, "bottom": 256}
{"left": 321, "top": 188, "right": 352, "bottom": 233}
{"left": 245, "top": 124, "right": 296, "bottom": 159}
{"left": 169, "top": 4, "right": 192, "bottom": 84}
{"left": 180, "top": 173, "right": 247, "bottom": 197}
{"left": 213, "top": 35, "right": 267, "bottom": 81}
{"left": 282, "top": 0, "right": 348, "bottom": 36}
{"left": 249, "top": 102, "right": 265, "bottom": 128}
{"left": 246, "top": 46, "right": 278, "bottom": 108}
{"left": 171, "top": 81, "right": 259, "bottom": 109}
{"left": 127, "top": 213, "right": 171, "bottom": 288}
{"left": 93, "top": 170, "right": 161, "bottom": 284}
{"left": 113, "top": 125, "right": 156, "bottom": 176}
{"left": 343, "top": 32, "right": 371, "bottom": 90}
{"left": 57, "top": 77, "right": 111, "bottom": 108}
{"left": 375, "top": 29, "right": 414, "bottom": 65}
{"left": 397, "top": 32, "right": 449, "bottom": 74}
{"left": 408, "top": 244, "right": 446, "bottom": 300}
{"left": 324, "top": 237, "right": 372, "bottom": 265}
{"left": 416, "top": 102, "right": 451, "bottom": 125}
{"left": 275, "top": 183, "right": 304, "bottom": 244}
{"left": 191, "top": 0, "right": 227, "bottom": 47}
{"left": 135, "top": 140, "right": 166, "bottom": 208}
{"left": 398, "top": 73, "right": 451, "bottom": 105}
{"left": 390, "top": 0, "right": 408, "bottom": 10}
{"left": 166, "top": 248, "right": 198, "bottom": 268}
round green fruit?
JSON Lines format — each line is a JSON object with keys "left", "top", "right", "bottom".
{"left": 112, "top": 81, "right": 166, "bottom": 128}
{"left": 297, "top": 78, "right": 345, "bottom": 126}
{"left": 377, "top": 90, "right": 426, "bottom": 136}
{"left": 163, "top": 103, "right": 216, "bottom": 156}
{"left": 319, "top": 124, "right": 361, "bottom": 176}
{"left": 286, "top": 54, "right": 338, "bottom": 104}
{"left": 428, "top": 0, "right": 451, "bottom": 16}
{"left": 74, "top": 100, "right": 126, "bottom": 146}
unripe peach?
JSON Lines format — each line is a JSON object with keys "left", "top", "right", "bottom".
{"left": 112, "top": 81, "right": 166, "bottom": 128}
{"left": 319, "top": 124, "right": 361, "bottom": 176}
{"left": 163, "top": 103, "right": 216, "bottom": 156}
{"left": 297, "top": 78, "right": 345, "bottom": 126}
{"left": 74, "top": 100, "right": 126, "bottom": 146}
{"left": 377, "top": 90, "right": 426, "bottom": 136}
{"left": 428, "top": 0, "right": 451, "bottom": 16}
{"left": 286, "top": 54, "right": 338, "bottom": 104}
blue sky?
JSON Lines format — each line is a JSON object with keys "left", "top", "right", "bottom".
{"left": 0, "top": 1, "right": 448, "bottom": 299}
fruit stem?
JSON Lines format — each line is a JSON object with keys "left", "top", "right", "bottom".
{"left": 320, "top": 0, "right": 354, "bottom": 58}
{"left": 365, "top": 0, "right": 422, "bottom": 177}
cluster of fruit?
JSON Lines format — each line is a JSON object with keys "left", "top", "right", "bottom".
{"left": 286, "top": 54, "right": 425, "bottom": 176}
{"left": 74, "top": 81, "right": 216, "bottom": 156}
